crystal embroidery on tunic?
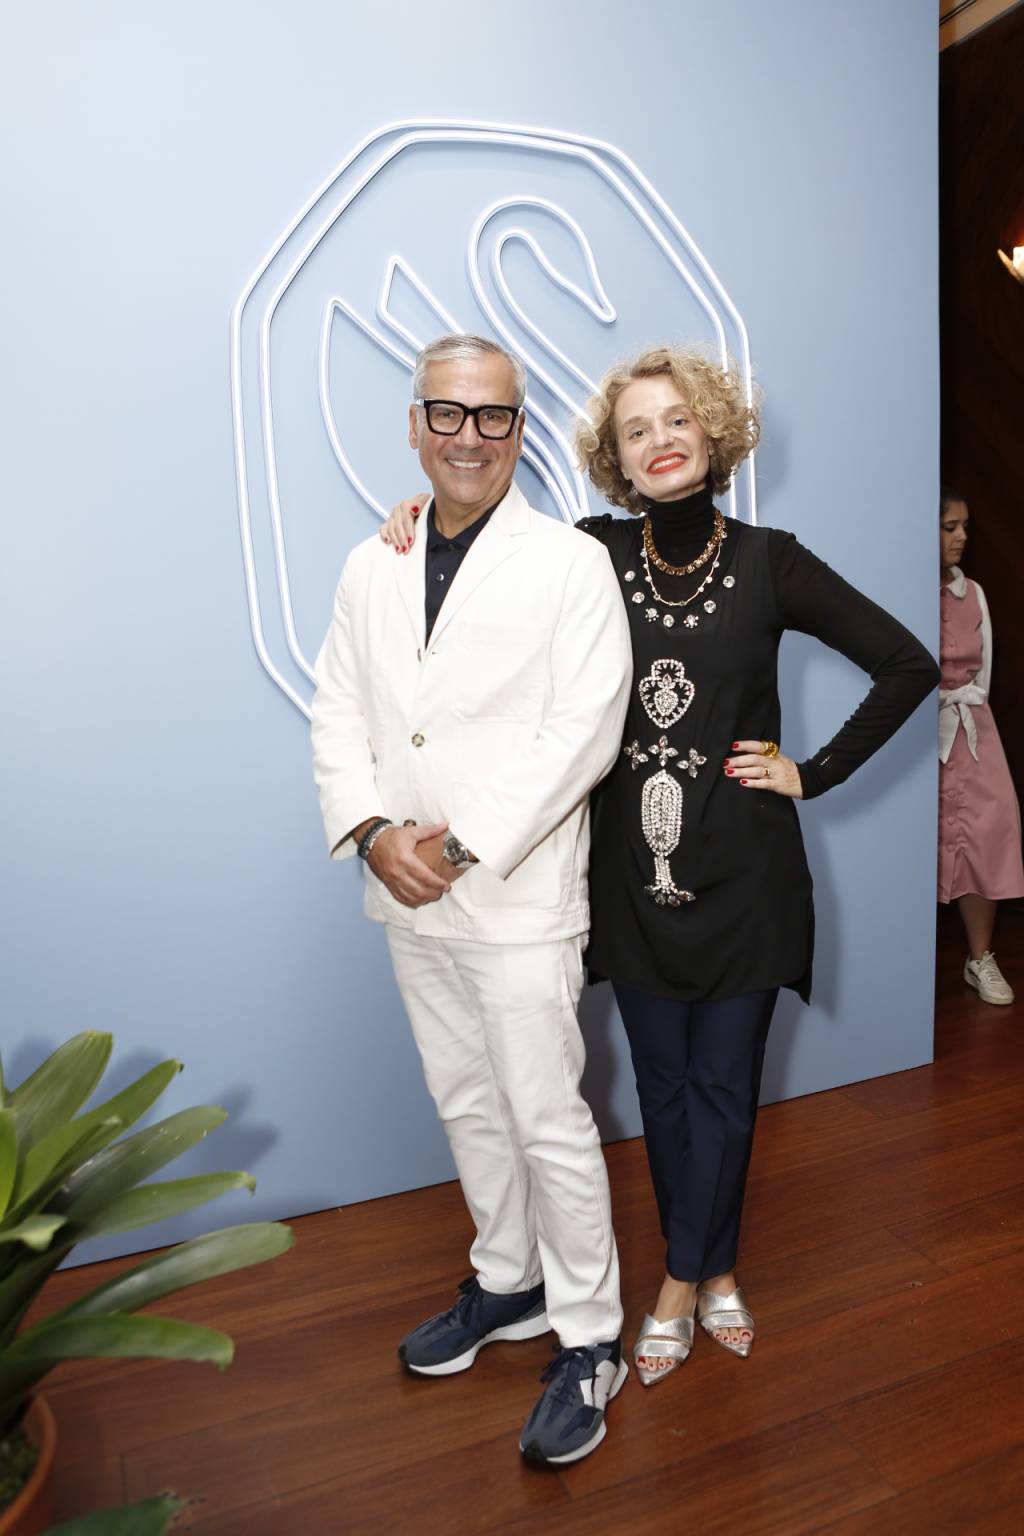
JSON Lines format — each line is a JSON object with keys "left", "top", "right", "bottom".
{"left": 639, "top": 659, "right": 694, "bottom": 729}
{"left": 635, "top": 661, "right": 704, "bottom": 905}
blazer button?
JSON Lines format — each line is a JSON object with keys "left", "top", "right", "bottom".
{"left": 411, "top": 733, "right": 425, "bottom": 747}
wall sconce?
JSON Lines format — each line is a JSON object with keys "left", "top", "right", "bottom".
{"left": 997, "top": 246, "right": 1024, "bottom": 284}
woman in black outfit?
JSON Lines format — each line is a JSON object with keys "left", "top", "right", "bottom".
{"left": 380, "top": 345, "right": 938, "bottom": 1386}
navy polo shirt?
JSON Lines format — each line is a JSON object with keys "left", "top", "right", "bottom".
{"left": 424, "top": 500, "right": 499, "bottom": 642}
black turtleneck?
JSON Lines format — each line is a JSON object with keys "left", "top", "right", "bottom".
{"left": 643, "top": 482, "right": 716, "bottom": 569}
{"left": 642, "top": 483, "right": 720, "bottom": 602}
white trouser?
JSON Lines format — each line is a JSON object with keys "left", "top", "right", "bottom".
{"left": 386, "top": 927, "right": 623, "bottom": 1347}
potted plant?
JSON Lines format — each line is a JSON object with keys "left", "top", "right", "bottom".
{"left": 0, "top": 1032, "right": 293, "bottom": 1534}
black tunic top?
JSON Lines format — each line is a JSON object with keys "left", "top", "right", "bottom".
{"left": 579, "top": 489, "right": 939, "bottom": 1003}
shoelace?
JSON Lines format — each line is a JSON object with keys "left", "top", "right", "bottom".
{"left": 975, "top": 952, "right": 1005, "bottom": 984}
{"left": 538, "top": 1344, "right": 592, "bottom": 1409}
{"left": 440, "top": 1276, "right": 485, "bottom": 1332}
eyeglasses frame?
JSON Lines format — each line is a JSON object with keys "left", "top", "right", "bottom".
{"left": 414, "top": 398, "right": 523, "bottom": 440}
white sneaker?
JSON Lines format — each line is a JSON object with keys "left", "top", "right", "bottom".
{"left": 964, "top": 951, "right": 1015, "bottom": 1006}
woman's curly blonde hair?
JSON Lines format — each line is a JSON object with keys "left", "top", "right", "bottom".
{"left": 575, "top": 345, "right": 761, "bottom": 513}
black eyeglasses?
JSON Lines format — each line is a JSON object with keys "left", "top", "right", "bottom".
{"left": 415, "top": 398, "right": 522, "bottom": 440}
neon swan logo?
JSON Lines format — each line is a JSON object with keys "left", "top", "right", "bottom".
{"left": 230, "top": 119, "right": 756, "bottom": 719}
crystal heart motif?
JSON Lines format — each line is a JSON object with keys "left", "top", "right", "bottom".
{"left": 639, "top": 659, "right": 695, "bottom": 730}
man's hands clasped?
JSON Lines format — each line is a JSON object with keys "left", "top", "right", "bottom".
{"left": 366, "top": 822, "right": 470, "bottom": 908}
{"left": 366, "top": 822, "right": 448, "bottom": 908}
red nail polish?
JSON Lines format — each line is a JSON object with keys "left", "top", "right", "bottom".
{"left": 740, "top": 778, "right": 748, "bottom": 784}
{"left": 732, "top": 742, "right": 740, "bottom": 749}
{"left": 726, "top": 769, "right": 734, "bottom": 775}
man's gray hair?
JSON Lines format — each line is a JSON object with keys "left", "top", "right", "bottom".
{"left": 412, "top": 333, "right": 527, "bottom": 408}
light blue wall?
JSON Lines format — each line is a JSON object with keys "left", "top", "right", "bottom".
{"left": 1, "top": 0, "right": 938, "bottom": 1262}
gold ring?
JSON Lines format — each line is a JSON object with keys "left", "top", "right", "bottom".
{"left": 764, "top": 765, "right": 771, "bottom": 779}
{"left": 762, "top": 740, "right": 780, "bottom": 758}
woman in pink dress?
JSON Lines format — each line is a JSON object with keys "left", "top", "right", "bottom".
{"left": 939, "top": 488, "right": 1024, "bottom": 1003}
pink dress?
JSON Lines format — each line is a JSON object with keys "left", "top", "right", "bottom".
{"left": 938, "top": 574, "right": 1024, "bottom": 903}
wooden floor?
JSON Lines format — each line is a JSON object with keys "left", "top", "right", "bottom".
{"left": 45, "top": 905, "right": 1024, "bottom": 1534}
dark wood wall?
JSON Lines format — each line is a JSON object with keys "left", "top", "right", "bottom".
{"left": 940, "top": 3, "right": 1024, "bottom": 797}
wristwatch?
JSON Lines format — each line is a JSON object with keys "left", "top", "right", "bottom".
{"left": 442, "top": 832, "right": 478, "bottom": 870}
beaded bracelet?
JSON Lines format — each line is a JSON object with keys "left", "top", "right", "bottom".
{"left": 357, "top": 817, "right": 393, "bottom": 861}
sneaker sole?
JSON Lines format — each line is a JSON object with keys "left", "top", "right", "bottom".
{"left": 403, "top": 1310, "right": 551, "bottom": 1377}
{"left": 520, "top": 1356, "right": 629, "bottom": 1465}
{"left": 964, "top": 971, "right": 1014, "bottom": 1006}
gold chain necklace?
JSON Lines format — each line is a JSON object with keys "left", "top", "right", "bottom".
{"left": 643, "top": 507, "right": 724, "bottom": 576}
{"left": 641, "top": 538, "right": 723, "bottom": 610}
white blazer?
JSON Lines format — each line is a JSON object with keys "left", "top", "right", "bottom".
{"left": 311, "top": 483, "right": 632, "bottom": 943}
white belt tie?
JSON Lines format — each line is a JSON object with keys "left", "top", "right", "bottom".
{"left": 939, "top": 682, "right": 985, "bottom": 763}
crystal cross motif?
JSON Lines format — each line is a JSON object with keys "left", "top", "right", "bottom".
{"left": 646, "top": 736, "right": 678, "bottom": 768}
{"left": 683, "top": 747, "right": 706, "bottom": 778}
{"left": 623, "top": 740, "right": 650, "bottom": 771}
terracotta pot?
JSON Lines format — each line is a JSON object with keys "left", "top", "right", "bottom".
{"left": 0, "top": 1398, "right": 56, "bottom": 1536}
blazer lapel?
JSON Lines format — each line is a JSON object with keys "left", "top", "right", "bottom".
{"left": 427, "top": 483, "right": 530, "bottom": 651}
{"left": 392, "top": 500, "right": 429, "bottom": 650}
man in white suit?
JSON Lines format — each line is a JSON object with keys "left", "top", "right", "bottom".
{"left": 311, "top": 334, "right": 631, "bottom": 1465}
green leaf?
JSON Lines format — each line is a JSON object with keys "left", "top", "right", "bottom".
{"left": 75, "top": 1058, "right": 183, "bottom": 1142}
{"left": 7, "top": 1033, "right": 112, "bottom": 1155}
{"left": 4, "top": 1312, "right": 234, "bottom": 1367}
{"left": 73, "top": 1172, "right": 256, "bottom": 1241}
{"left": 0, "top": 1250, "right": 64, "bottom": 1352}
{"left": 55, "top": 1106, "right": 227, "bottom": 1220}
{"left": 11, "top": 1059, "right": 181, "bottom": 1220}
{"left": 0, "top": 1314, "right": 234, "bottom": 1428}
{"left": 7, "top": 1115, "right": 123, "bottom": 1218}
{"left": 0, "top": 1214, "right": 67, "bottom": 1251}
{"left": 0, "top": 1109, "right": 15, "bottom": 1216}
{"left": 54, "top": 1223, "right": 293, "bottom": 1321}
{"left": 45, "top": 1495, "right": 186, "bottom": 1536}
{"left": 1, "top": 1119, "right": 125, "bottom": 1234}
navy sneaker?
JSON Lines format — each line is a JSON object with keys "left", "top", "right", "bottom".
{"left": 398, "top": 1276, "right": 549, "bottom": 1377}
{"left": 519, "top": 1339, "right": 627, "bottom": 1465}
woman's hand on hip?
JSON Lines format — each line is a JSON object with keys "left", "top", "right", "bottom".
{"left": 724, "top": 740, "right": 803, "bottom": 798}
{"left": 379, "top": 495, "right": 429, "bottom": 553}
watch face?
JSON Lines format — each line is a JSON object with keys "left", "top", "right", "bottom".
{"left": 444, "top": 835, "right": 469, "bottom": 867}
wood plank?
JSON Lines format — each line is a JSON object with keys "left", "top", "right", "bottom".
{"left": 890, "top": 1183, "right": 1024, "bottom": 1273}
{"left": 121, "top": 1379, "right": 572, "bottom": 1530}
{"left": 186, "top": 1416, "right": 892, "bottom": 1536}
{"left": 50, "top": 1448, "right": 125, "bottom": 1526}
{"left": 824, "top": 1340, "right": 1021, "bottom": 1493}
{"left": 739, "top": 1125, "right": 1024, "bottom": 1266}
{"left": 810, "top": 1443, "right": 1024, "bottom": 1536}
{"left": 725, "top": 1228, "right": 947, "bottom": 1335}
{"left": 499, "top": 1416, "right": 893, "bottom": 1536}
{"left": 840, "top": 1025, "right": 1023, "bottom": 1120}
{"left": 748, "top": 1080, "right": 1024, "bottom": 1182}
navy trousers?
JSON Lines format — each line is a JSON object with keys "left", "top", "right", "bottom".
{"left": 612, "top": 984, "right": 777, "bottom": 1283}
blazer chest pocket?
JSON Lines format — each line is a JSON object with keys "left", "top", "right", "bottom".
{"left": 450, "top": 621, "right": 549, "bottom": 722}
